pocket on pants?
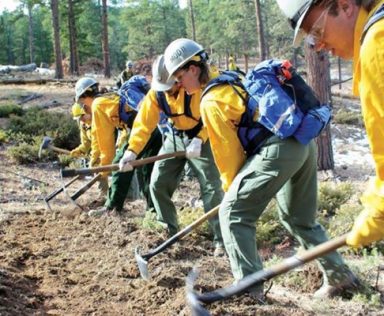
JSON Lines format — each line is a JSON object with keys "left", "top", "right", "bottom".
{"left": 230, "top": 162, "right": 279, "bottom": 202}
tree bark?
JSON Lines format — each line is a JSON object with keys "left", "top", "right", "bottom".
{"left": 101, "top": 0, "right": 111, "bottom": 78}
{"left": 188, "top": 0, "right": 196, "bottom": 41}
{"left": 68, "top": 0, "right": 79, "bottom": 75}
{"left": 254, "top": 0, "right": 266, "bottom": 60}
{"left": 50, "top": 0, "right": 63, "bottom": 79}
{"left": 304, "top": 47, "right": 334, "bottom": 170}
{"left": 27, "top": 3, "right": 34, "bottom": 63}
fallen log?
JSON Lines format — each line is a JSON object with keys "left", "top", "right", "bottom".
{"left": 0, "top": 78, "right": 77, "bottom": 85}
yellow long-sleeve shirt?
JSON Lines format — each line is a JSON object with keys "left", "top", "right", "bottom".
{"left": 91, "top": 93, "right": 134, "bottom": 167}
{"left": 200, "top": 72, "right": 248, "bottom": 192}
{"left": 128, "top": 87, "right": 208, "bottom": 155}
{"left": 70, "top": 123, "right": 92, "bottom": 158}
{"left": 347, "top": 1, "right": 384, "bottom": 246}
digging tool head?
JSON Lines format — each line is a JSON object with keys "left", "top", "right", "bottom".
{"left": 186, "top": 268, "right": 211, "bottom": 316}
{"left": 38, "top": 136, "right": 54, "bottom": 159}
{"left": 135, "top": 247, "right": 150, "bottom": 280}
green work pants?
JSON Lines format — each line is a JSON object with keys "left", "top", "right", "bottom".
{"left": 105, "top": 128, "right": 162, "bottom": 212}
{"left": 150, "top": 135, "right": 223, "bottom": 244}
{"left": 220, "top": 136, "right": 352, "bottom": 290}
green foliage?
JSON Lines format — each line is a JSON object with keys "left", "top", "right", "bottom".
{"left": 256, "top": 199, "right": 285, "bottom": 245}
{"left": 0, "top": 104, "right": 24, "bottom": 118}
{"left": 324, "top": 203, "right": 363, "bottom": 238}
{"left": 58, "top": 154, "right": 74, "bottom": 168}
{"left": 7, "top": 107, "right": 79, "bottom": 148}
{"left": 178, "top": 206, "right": 211, "bottom": 237}
{"left": 0, "top": 129, "right": 8, "bottom": 144}
{"left": 141, "top": 211, "right": 166, "bottom": 232}
{"left": 318, "top": 182, "right": 354, "bottom": 216}
{"left": 333, "top": 109, "right": 364, "bottom": 126}
{"left": 6, "top": 135, "right": 50, "bottom": 164}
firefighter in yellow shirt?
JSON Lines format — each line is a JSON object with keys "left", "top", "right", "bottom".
{"left": 163, "top": 38, "right": 358, "bottom": 301}
{"left": 276, "top": 0, "right": 384, "bottom": 248}
{"left": 74, "top": 77, "right": 162, "bottom": 216}
{"left": 70, "top": 102, "right": 108, "bottom": 204}
{"left": 119, "top": 55, "right": 224, "bottom": 255}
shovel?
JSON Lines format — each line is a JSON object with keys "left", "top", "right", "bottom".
{"left": 186, "top": 234, "right": 348, "bottom": 316}
{"left": 38, "top": 136, "right": 70, "bottom": 158}
{"left": 135, "top": 205, "right": 220, "bottom": 280}
{"left": 61, "top": 151, "right": 186, "bottom": 177}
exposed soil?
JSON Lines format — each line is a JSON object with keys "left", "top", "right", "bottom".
{"left": 0, "top": 81, "right": 383, "bottom": 316}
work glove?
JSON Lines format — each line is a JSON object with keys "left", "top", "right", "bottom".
{"left": 70, "top": 148, "right": 84, "bottom": 158}
{"left": 186, "top": 137, "right": 203, "bottom": 159}
{"left": 346, "top": 207, "right": 384, "bottom": 247}
{"left": 119, "top": 150, "right": 137, "bottom": 172}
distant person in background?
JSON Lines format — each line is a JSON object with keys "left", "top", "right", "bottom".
{"left": 117, "top": 60, "right": 135, "bottom": 88}
{"left": 228, "top": 54, "right": 245, "bottom": 76}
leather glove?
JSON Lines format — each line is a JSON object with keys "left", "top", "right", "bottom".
{"left": 186, "top": 137, "right": 202, "bottom": 159}
{"left": 346, "top": 207, "right": 384, "bottom": 247}
{"left": 70, "top": 148, "right": 83, "bottom": 158}
{"left": 119, "top": 150, "right": 137, "bottom": 172}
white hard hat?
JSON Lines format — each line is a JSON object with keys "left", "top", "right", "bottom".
{"left": 163, "top": 38, "right": 205, "bottom": 78}
{"left": 151, "top": 55, "right": 176, "bottom": 92}
{"left": 74, "top": 77, "right": 98, "bottom": 101}
{"left": 126, "top": 60, "right": 133, "bottom": 68}
{"left": 276, "top": 0, "right": 315, "bottom": 47}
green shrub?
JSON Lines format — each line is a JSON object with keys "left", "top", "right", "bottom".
{"left": 257, "top": 199, "right": 285, "bottom": 245}
{"left": 58, "top": 154, "right": 75, "bottom": 168}
{"left": 7, "top": 136, "right": 57, "bottom": 164}
{"left": 323, "top": 203, "right": 363, "bottom": 237}
{"left": 0, "top": 104, "right": 24, "bottom": 118}
{"left": 333, "top": 109, "right": 363, "bottom": 126}
{"left": 0, "top": 129, "right": 8, "bottom": 144}
{"left": 318, "top": 182, "right": 354, "bottom": 216}
{"left": 7, "top": 107, "right": 79, "bottom": 148}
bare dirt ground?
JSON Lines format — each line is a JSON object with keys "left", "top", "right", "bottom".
{"left": 0, "top": 81, "right": 383, "bottom": 316}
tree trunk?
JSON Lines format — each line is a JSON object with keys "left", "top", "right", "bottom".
{"left": 68, "top": 0, "right": 79, "bottom": 75}
{"left": 188, "top": 0, "right": 196, "bottom": 41}
{"left": 50, "top": 0, "right": 63, "bottom": 79}
{"left": 244, "top": 53, "right": 249, "bottom": 73}
{"left": 254, "top": 0, "right": 266, "bottom": 60}
{"left": 304, "top": 47, "right": 334, "bottom": 170}
{"left": 27, "top": 3, "right": 34, "bottom": 64}
{"left": 101, "top": 0, "right": 111, "bottom": 78}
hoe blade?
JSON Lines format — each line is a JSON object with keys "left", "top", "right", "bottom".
{"left": 135, "top": 247, "right": 150, "bottom": 280}
{"left": 186, "top": 268, "right": 211, "bottom": 316}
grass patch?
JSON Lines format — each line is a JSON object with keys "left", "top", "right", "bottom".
{"left": 7, "top": 107, "right": 79, "bottom": 148}
{"left": 0, "top": 129, "right": 8, "bottom": 144}
{"left": 318, "top": 182, "right": 354, "bottom": 217}
{"left": 333, "top": 109, "right": 363, "bottom": 126}
{"left": 0, "top": 104, "right": 24, "bottom": 118}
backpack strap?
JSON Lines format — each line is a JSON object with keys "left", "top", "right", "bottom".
{"left": 361, "top": 4, "right": 384, "bottom": 44}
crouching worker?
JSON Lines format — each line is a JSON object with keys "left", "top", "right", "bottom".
{"left": 119, "top": 55, "right": 225, "bottom": 256}
{"left": 70, "top": 101, "right": 108, "bottom": 206}
{"left": 74, "top": 76, "right": 162, "bottom": 217}
{"left": 163, "top": 38, "right": 360, "bottom": 301}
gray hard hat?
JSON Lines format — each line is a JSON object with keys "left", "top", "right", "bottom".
{"left": 75, "top": 77, "right": 98, "bottom": 101}
{"left": 151, "top": 55, "right": 176, "bottom": 92}
{"left": 163, "top": 38, "right": 205, "bottom": 78}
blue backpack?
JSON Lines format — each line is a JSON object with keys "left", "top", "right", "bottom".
{"left": 203, "top": 59, "right": 331, "bottom": 156}
{"left": 118, "top": 75, "right": 150, "bottom": 126}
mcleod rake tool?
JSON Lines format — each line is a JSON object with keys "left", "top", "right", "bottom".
{"left": 186, "top": 234, "right": 348, "bottom": 316}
